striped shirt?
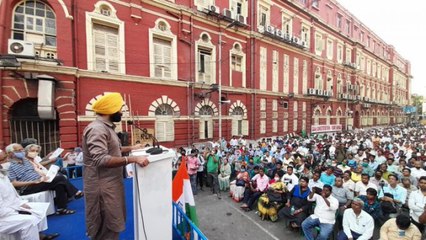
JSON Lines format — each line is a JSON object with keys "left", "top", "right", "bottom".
{"left": 8, "top": 159, "right": 40, "bottom": 182}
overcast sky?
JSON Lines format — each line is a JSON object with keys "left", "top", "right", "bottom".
{"left": 339, "top": 0, "right": 426, "bottom": 96}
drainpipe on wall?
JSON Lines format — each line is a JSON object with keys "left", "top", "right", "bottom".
{"left": 71, "top": 0, "right": 81, "bottom": 146}
{"left": 0, "top": 0, "right": 9, "bottom": 148}
{"left": 250, "top": 0, "right": 256, "bottom": 140}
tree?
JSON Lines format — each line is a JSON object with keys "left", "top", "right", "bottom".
{"left": 411, "top": 94, "right": 423, "bottom": 116}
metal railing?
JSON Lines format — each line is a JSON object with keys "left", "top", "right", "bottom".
{"left": 172, "top": 202, "right": 207, "bottom": 240}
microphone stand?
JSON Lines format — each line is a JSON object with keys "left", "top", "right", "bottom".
{"left": 127, "top": 120, "right": 164, "bottom": 155}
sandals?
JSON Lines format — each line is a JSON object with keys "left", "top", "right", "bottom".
{"left": 74, "top": 191, "right": 84, "bottom": 199}
{"left": 55, "top": 208, "right": 76, "bottom": 215}
{"left": 41, "top": 233, "right": 60, "bottom": 240}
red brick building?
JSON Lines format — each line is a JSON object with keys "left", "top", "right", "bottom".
{"left": 0, "top": 0, "right": 411, "bottom": 152}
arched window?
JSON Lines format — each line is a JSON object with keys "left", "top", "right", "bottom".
{"left": 155, "top": 104, "right": 175, "bottom": 116}
{"left": 12, "top": 1, "right": 56, "bottom": 48}
{"left": 198, "top": 105, "right": 214, "bottom": 140}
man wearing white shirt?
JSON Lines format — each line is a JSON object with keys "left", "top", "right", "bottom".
{"left": 354, "top": 174, "right": 377, "bottom": 196}
{"left": 308, "top": 171, "right": 324, "bottom": 191}
{"left": 281, "top": 166, "right": 299, "bottom": 191}
{"left": 342, "top": 170, "right": 355, "bottom": 193}
{"left": 301, "top": 185, "right": 339, "bottom": 240}
{"left": 408, "top": 176, "right": 426, "bottom": 233}
{"left": 337, "top": 198, "right": 374, "bottom": 240}
{"left": 411, "top": 160, "right": 426, "bottom": 180}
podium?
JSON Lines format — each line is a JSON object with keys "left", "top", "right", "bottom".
{"left": 131, "top": 146, "right": 175, "bottom": 240}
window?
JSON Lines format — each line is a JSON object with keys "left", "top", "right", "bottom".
{"left": 237, "top": 3, "right": 242, "bottom": 14}
{"left": 199, "top": 105, "right": 214, "bottom": 139}
{"left": 301, "top": 25, "right": 310, "bottom": 47}
{"left": 293, "top": 58, "right": 299, "bottom": 94}
{"left": 315, "top": 67, "right": 323, "bottom": 89}
{"left": 367, "top": 36, "right": 370, "bottom": 48}
{"left": 315, "top": 33, "right": 324, "bottom": 54}
{"left": 231, "top": 0, "right": 246, "bottom": 18}
{"left": 196, "top": 33, "right": 215, "bottom": 84}
{"left": 259, "top": 5, "right": 269, "bottom": 27}
{"left": 360, "top": 31, "right": 364, "bottom": 42}
{"left": 282, "top": 14, "right": 292, "bottom": 36}
{"left": 346, "top": 20, "right": 350, "bottom": 35}
{"left": 272, "top": 120, "right": 278, "bottom": 133}
{"left": 155, "top": 104, "right": 175, "bottom": 142}
{"left": 93, "top": 24, "right": 119, "bottom": 72}
{"left": 231, "top": 55, "right": 242, "bottom": 71}
{"left": 326, "top": 39, "right": 333, "bottom": 60}
{"left": 302, "top": 60, "right": 308, "bottom": 92}
{"left": 312, "top": 0, "right": 319, "bottom": 8}
{"left": 230, "top": 43, "right": 246, "bottom": 87}
{"left": 260, "top": 120, "right": 266, "bottom": 134}
{"left": 283, "top": 54, "right": 289, "bottom": 94}
{"left": 87, "top": 2, "right": 125, "bottom": 74}
{"left": 260, "top": 98, "right": 266, "bottom": 111}
{"left": 153, "top": 38, "right": 172, "bottom": 79}
{"left": 337, "top": 44, "right": 343, "bottom": 63}
{"left": 336, "top": 14, "right": 342, "bottom": 29}
{"left": 260, "top": 47, "right": 267, "bottom": 90}
{"left": 272, "top": 50, "right": 279, "bottom": 92}
{"left": 345, "top": 48, "right": 352, "bottom": 63}
{"left": 293, "top": 119, "right": 298, "bottom": 131}
{"left": 12, "top": 1, "right": 57, "bottom": 47}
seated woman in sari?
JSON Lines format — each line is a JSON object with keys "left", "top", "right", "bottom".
{"left": 278, "top": 176, "right": 311, "bottom": 229}
{"left": 257, "top": 171, "right": 287, "bottom": 221}
{"left": 218, "top": 158, "right": 232, "bottom": 191}
{"left": 229, "top": 166, "right": 249, "bottom": 202}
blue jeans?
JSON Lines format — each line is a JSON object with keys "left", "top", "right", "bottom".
{"left": 189, "top": 174, "right": 197, "bottom": 195}
{"left": 337, "top": 230, "right": 362, "bottom": 240}
{"left": 301, "top": 216, "right": 334, "bottom": 240}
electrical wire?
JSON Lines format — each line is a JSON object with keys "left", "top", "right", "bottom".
{"left": 134, "top": 161, "right": 149, "bottom": 240}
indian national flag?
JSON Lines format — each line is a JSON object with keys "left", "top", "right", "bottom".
{"left": 172, "top": 159, "right": 199, "bottom": 226}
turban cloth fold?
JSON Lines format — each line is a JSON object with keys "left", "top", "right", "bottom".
{"left": 92, "top": 92, "right": 124, "bottom": 115}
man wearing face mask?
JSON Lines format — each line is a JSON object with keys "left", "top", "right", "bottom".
{"left": 82, "top": 92, "right": 149, "bottom": 240}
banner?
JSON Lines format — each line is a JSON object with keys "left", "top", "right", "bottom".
{"left": 311, "top": 124, "right": 342, "bottom": 133}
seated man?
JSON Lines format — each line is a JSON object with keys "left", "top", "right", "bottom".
{"left": 380, "top": 214, "right": 421, "bottom": 240}
{"left": 358, "top": 187, "right": 385, "bottom": 226}
{"left": 6, "top": 143, "right": 78, "bottom": 215}
{"left": 241, "top": 168, "right": 269, "bottom": 211}
{"left": 379, "top": 174, "right": 407, "bottom": 219}
{"left": 0, "top": 165, "right": 58, "bottom": 240}
{"left": 408, "top": 176, "right": 426, "bottom": 233}
{"left": 302, "top": 185, "right": 339, "bottom": 240}
{"left": 337, "top": 197, "right": 374, "bottom": 240}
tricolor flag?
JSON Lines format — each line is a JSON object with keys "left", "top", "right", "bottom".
{"left": 172, "top": 159, "right": 199, "bottom": 226}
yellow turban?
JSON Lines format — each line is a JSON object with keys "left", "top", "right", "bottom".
{"left": 92, "top": 92, "right": 124, "bottom": 115}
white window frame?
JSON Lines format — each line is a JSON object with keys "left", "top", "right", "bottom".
{"left": 315, "top": 33, "right": 324, "bottom": 55}
{"left": 326, "top": 39, "right": 333, "bottom": 60}
{"left": 86, "top": 2, "right": 125, "bottom": 74}
{"left": 260, "top": 47, "right": 267, "bottom": 90}
{"left": 345, "top": 47, "right": 352, "bottom": 63}
{"left": 230, "top": 0, "right": 247, "bottom": 18}
{"left": 260, "top": 120, "right": 266, "bottom": 134}
{"left": 337, "top": 43, "right": 343, "bottom": 63}
{"left": 315, "top": 67, "right": 323, "bottom": 89}
{"left": 260, "top": 98, "right": 266, "bottom": 111}
{"left": 281, "top": 11, "right": 293, "bottom": 36}
{"left": 229, "top": 43, "right": 246, "bottom": 87}
{"left": 195, "top": 32, "right": 216, "bottom": 84}
{"left": 195, "top": 0, "right": 214, "bottom": 11}
{"left": 272, "top": 50, "right": 279, "bottom": 92}
{"left": 283, "top": 54, "right": 290, "bottom": 94}
{"left": 302, "top": 60, "right": 308, "bottom": 94}
{"left": 272, "top": 120, "right": 278, "bottom": 133}
{"left": 149, "top": 19, "right": 177, "bottom": 80}
{"left": 283, "top": 119, "right": 288, "bottom": 132}
{"left": 199, "top": 118, "right": 213, "bottom": 140}
{"left": 258, "top": 3, "right": 270, "bottom": 28}
{"left": 155, "top": 116, "right": 174, "bottom": 142}
{"left": 301, "top": 24, "right": 310, "bottom": 48}
{"left": 293, "top": 58, "right": 299, "bottom": 94}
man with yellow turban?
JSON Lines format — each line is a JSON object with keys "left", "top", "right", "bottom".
{"left": 82, "top": 92, "right": 149, "bottom": 240}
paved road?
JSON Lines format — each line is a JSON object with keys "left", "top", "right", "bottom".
{"left": 195, "top": 189, "right": 304, "bottom": 240}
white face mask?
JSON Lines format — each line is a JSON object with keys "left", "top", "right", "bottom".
{"left": 27, "top": 151, "right": 38, "bottom": 159}
{"left": 274, "top": 177, "right": 280, "bottom": 181}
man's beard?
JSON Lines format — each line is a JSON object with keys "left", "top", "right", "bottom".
{"left": 110, "top": 112, "right": 122, "bottom": 122}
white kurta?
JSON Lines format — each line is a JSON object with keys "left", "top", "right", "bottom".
{"left": 0, "top": 172, "right": 49, "bottom": 239}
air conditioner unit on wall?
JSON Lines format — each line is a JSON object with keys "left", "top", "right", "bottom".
{"left": 8, "top": 39, "right": 35, "bottom": 57}
{"left": 222, "top": 8, "right": 233, "bottom": 19}
{"left": 308, "top": 88, "right": 317, "bottom": 95}
{"left": 275, "top": 29, "right": 283, "bottom": 38}
{"left": 317, "top": 89, "right": 324, "bottom": 96}
{"left": 207, "top": 5, "right": 219, "bottom": 14}
{"left": 266, "top": 25, "right": 275, "bottom": 34}
{"left": 236, "top": 14, "right": 246, "bottom": 24}
{"left": 292, "top": 36, "right": 300, "bottom": 44}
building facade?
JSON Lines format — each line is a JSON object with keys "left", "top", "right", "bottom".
{"left": 0, "top": 0, "right": 411, "bottom": 151}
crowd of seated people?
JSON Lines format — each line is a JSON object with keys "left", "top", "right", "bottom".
{"left": 0, "top": 138, "right": 84, "bottom": 239}
{"left": 182, "top": 124, "right": 426, "bottom": 239}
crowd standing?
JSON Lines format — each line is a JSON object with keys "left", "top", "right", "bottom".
{"left": 177, "top": 123, "right": 426, "bottom": 240}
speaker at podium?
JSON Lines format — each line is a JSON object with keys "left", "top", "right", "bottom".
{"left": 131, "top": 146, "right": 175, "bottom": 240}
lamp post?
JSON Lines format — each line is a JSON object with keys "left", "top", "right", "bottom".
{"left": 218, "top": 30, "right": 222, "bottom": 141}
